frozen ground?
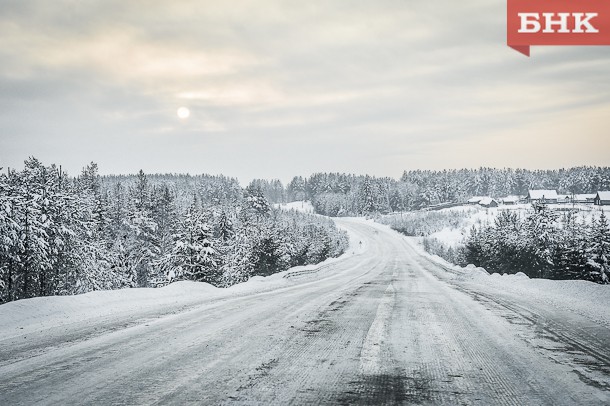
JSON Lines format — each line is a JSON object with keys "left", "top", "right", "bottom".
{"left": 0, "top": 219, "right": 609, "bottom": 405}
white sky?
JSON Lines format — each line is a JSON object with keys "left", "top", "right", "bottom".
{"left": 1, "top": 0, "right": 609, "bottom": 184}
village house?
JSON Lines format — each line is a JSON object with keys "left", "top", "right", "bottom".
{"left": 499, "top": 195, "right": 520, "bottom": 205}
{"left": 478, "top": 197, "right": 498, "bottom": 208}
{"left": 574, "top": 194, "right": 597, "bottom": 204}
{"left": 594, "top": 191, "right": 610, "bottom": 206}
{"left": 526, "top": 190, "right": 558, "bottom": 204}
{"left": 467, "top": 196, "right": 486, "bottom": 205}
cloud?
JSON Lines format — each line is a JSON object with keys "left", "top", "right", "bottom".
{"left": 0, "top": 0, "right": 609, "bottom": 182}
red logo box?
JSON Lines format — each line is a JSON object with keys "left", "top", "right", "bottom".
{"left": 507, "top": 0, "right": 610, "bottom": 56}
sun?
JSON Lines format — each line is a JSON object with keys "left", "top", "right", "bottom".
{"left": 177, "top": 107, "right": 190, "bottom": 119}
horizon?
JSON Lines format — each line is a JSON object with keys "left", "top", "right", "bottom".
{"left": 3, "top": 157, "right": 610, "bottom": 189}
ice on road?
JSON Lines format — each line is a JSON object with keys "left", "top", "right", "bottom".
{"left": 1, "top": 219, "right": 609, "bottom": 405}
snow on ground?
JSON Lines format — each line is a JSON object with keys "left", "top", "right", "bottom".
{"left": 0, "top": 217, "right": 364, "bottom": 342}
{"left": 3, "top": 214, "right": 608, "bottom": 349}
{"left": 427, "top": 203, "right": 607, "bottom": 249}
{"left": 428, "top": 227, "right": 467, "bottom": 248}
{"left": 369, "top": 219, "right": 610, "bottom": 329}
{"left": 273, "top": 200, "right": 315, "bottom": 213}
{"left": 439, "top": 202, "right": 603, "bottom": 214}
{"left": 376, "top": 205, "right": 610, "bottom": 328}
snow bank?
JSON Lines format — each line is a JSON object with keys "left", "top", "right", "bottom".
{"left": 392, "top": 228, "right": 610, "bottom": 328}
{"left": 0, "top": 217, "right": 367, "bottom": 341}
{"left": 0, "top": 282, "right": 221, "bottom": 341}
{"left": 474, "top": 275, "right": 610, "bottom": 328}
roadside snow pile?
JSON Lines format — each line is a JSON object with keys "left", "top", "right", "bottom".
{"left": 0, "top": 273, "right": 280, "bottom": 341}
{"left": 513, "top": 272, "right": 530, "bottom": 279}
{"left": 0, "top": 275, "right": 282, "bottom": 342}
{"left": 389, "top": 225, "right": 610, "bottom": 326}
{"left": 477, "top": 275, "right": 610, "bottom": 328}
{"left": 273, "top": 201, "right": 315, "bottom": 213}
{"left": 0, "top": 282, "right": 223, "bottom": 341}
{"left": 0, "top": 217, "right": 366, "bottom": 341}
{"left": 483, "top": 271, "right": 529, "bottom": 280}
{"left": 454, "top": 264, "right": 490, "bottom": 282}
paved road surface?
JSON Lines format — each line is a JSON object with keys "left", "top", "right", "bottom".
{"left": 1, "top": 219, "right": 609, "bottom": 405}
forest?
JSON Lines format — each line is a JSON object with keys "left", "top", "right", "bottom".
{"left": 463, "top": 207, "right": 610, "bottom": 284}
{"left": 0, "top": 158, "right": 348, "bottom": 304}
{"left": 254, "top": 167, "right": 610, "bottom": 215}
{"left": 2, "top": 162, "right": 610, "bottom": 304}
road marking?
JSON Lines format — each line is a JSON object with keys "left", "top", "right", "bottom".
{"left": 359, "top": 282, "right": 395, "bottom": 375}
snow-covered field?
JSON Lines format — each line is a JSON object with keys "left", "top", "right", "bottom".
{"left": 409, "top": 203, "right": 606, "bottom": 249}
{"left": 273, "top": 200, "right": 315, "bottom": 213}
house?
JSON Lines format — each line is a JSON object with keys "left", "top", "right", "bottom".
{"left": 467, "top": 196, "right": 485, "bottom": 205}
{"left": 556, "top": 194, "right": 572, "bottom": 204}
{"left": 478, "top": 197, "right": 498, "bottom": 208}
{"left": 574, "top": 194, "right": 596, "bottom": 204}
{"left": 594, "top": 191, "right": 610, "bottom": 206}
{"left": 500, "top": 195, "right": 520, "bottom": 205}
{"left": 527, "top": 190, "right": 558, "bottom": 204}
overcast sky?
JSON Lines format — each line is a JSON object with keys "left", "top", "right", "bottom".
{"left": 1, "top": 0, "right": 609, "bottom": 184}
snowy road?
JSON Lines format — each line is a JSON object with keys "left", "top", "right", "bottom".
{"left": 1, "top": 219, "right": 609, "bottom": 405}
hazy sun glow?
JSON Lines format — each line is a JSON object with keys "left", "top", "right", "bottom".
{"left": 177, "top": 107, "right": 190, "bottom": 119}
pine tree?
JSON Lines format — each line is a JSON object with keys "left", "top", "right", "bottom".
{"left": 244, "top": 185, "right": 270, "bottom": 217}
{"left": 358, "top": 176, "right": 376, "bottom": 214}
{"left": 14, "top": 159, "right": 52, "bottom": 299}
{"left": 149, "top": 185, "right": 177, "bottom": 285}
{"left": 586, "top": 212, "right": 610, "bottom": 283}
{"left": 128, "top": 170, "right": 159, "bottom": 287}
{"left": 524, "top": 204, "right": 558, "bottom": 278}
{"left": 216, "top": 210, "right": 234, "bottom": 242}
{"left": 219, "top": 231, "right": 254, "bottom": 287}
{"left": 250, "top": 227, "right": 282, "bottom": 277}
{"left": 171, "top": 204, "right": 218, "bottom": 284}
{"left": 0, "top": 169, "right": 19, "bottom": 302}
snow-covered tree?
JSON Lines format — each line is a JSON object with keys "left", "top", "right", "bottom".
{"left": 171, "top": 204, "right": 217, "bottom": 284}
{"left": 586, "top": 212, "right": 610, "bottom": 284}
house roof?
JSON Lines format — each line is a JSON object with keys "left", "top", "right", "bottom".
{"left": 597, "top": 191, "right": 610, "bottom": 200}
{"left": 557, "top": 194, "right": 570, "bottom": 200}
{"left": 468, "top": 196, "right": 485, "bottom": 203}
{"left": 479, "top": 197, "right": 497, "bottom": 206}
{"left": 501, "top": 196, "right": 520, "bottom": 202}
{"left": 574, "top": 194, "right": 596, "bottom": 200}
{"left": 528, "top": 190, "right": 558, "bottom": 200}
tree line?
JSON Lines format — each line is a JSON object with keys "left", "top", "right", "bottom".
{"left": 0, "top": 158, "right": 348, "bottom": 303}
{"left": 464, "top": 206, "right": 609, "bottom": 284}
{"left": 251, "top": 167, "right": 610, "bottom": 215}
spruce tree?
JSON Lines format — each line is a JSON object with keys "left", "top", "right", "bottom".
{"left": 587, "top": 212, "right": 610, "bottom": 283}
